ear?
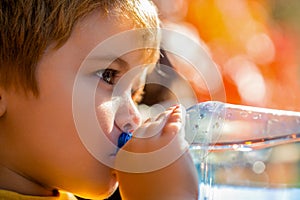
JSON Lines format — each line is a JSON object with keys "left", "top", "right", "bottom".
{"left": 0, "top": 88, "right": 7, "bottom": 117}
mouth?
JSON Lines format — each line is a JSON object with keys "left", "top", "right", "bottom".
{"left": 109, "top": 123, "right": 123, "bottom": 156}
{"left": 109, "top": 123, "right": 133, "bottom": 156}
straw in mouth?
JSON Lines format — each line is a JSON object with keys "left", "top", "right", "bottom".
{"left": 117, "top": 132, "right": 133, "bottom": 148}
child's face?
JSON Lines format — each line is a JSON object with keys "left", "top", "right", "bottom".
{"left": 1, "top": 12, "right": 152, "bottom": 198}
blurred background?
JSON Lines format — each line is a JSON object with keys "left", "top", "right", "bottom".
{"left": 150, "top": 0, "right": 300, "bottom": 111}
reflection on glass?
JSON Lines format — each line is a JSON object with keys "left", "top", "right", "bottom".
{"left": 185, "top": 101, "right": 300, "bottom": 200}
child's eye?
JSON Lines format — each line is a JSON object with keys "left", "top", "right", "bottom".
{"left": 96, "top": 68, "right": 120, "bottom": 85}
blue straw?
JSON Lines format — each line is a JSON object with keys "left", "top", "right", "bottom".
{"left": 117, "top": 132, "right": 132, "bottom": 148}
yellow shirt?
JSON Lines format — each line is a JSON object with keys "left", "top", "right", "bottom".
{"left": 0, "top": 190, "right": 77, "bottom": 200}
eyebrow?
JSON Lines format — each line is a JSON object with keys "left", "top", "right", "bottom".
{"left": 89, "top": 55, "right": 130, "bottom": 70}
{"left": 113, "top": 57, "right": 130, "bottom": 70}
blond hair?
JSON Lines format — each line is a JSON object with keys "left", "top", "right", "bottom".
{"left": 0, "top": 0, "right": 160, "bottom": 95}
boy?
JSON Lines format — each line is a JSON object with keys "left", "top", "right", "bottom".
{"left": 0, "top": 0, "right": 198, "bottom": 199}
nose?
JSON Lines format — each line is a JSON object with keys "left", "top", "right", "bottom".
{"left": 115, "top": 95, "right": 142, "bottom": 133}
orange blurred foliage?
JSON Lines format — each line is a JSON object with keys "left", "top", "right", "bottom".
{"left": 185, "top": 0, "right": 300, "bottom": 111}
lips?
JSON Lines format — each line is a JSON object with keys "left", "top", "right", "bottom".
{"left": 110, "top": 122, "right": 121, "bottom": 140}
{"left": 108, "top": 123, "right": 124, "bottom": 156}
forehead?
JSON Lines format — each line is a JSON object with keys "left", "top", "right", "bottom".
{"left": 74, "top": 12, "right": 159, "bottom": 62}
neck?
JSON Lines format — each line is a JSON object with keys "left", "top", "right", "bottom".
{"left": 0, "top": 164, "right": 55, "bottom": 196}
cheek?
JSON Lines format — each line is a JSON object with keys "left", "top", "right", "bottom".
{"left": 96, "top": 101, "right": 115, "bottom": 135}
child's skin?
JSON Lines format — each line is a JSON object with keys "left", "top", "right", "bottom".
{"left": 0, "top": 1, "right": 198, "bottom": 200}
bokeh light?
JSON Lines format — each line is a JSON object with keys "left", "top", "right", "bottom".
{"left": 153, "top": 0, "right": 300, "bottom": 111}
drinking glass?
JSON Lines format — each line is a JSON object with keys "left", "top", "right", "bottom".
{"left": 185, "top": 101, "right": 300, "bottom": 200}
